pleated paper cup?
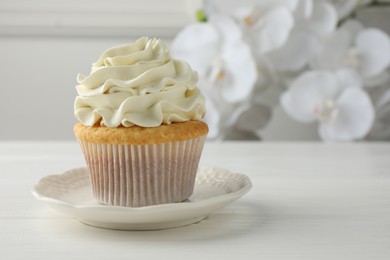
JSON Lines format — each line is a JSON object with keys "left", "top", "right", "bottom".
{"left": 77, "top": 135, "right": 207, "bottom": 207}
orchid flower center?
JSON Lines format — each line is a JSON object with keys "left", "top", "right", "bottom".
{"left": 345, "top": 47, "right": 360, "bottom": 68}
{"left": 242, "top": 7, "right": 261, "bottom": 27}
{"left": 314, "top": 98, "right": 339, "bottom": 124}
{"left": 209, "top": 58, "right": 226, "bottom": 83}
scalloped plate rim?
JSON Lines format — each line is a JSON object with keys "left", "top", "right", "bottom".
{"left": 32, "top": 166, "right": 252, "bottom": 230}
{"left": 32, "top": 166, "right": 252, "bottom": 211}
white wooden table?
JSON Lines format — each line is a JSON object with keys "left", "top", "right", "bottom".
{"left": 1, "top": 141, "right": 389, "bottom": 259}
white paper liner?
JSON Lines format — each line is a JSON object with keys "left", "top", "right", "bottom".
{"left": 77, "top": 135, "right": 206, "bottom": 207}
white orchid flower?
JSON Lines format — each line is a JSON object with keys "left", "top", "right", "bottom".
{"left": 233, "top": 6, "right": 294, "bottom": 54}
{"left": 280, "top": 69, "right": 375, "bottom": 141}
{"left": 211, "top": 0, "right": 295, "bottom": 54}
{"left": 171, "top": 14, "right": 257, "bottom": 104}
{"left": 171, "top": 14, "right": 258, "bottom": 139}
{"left": 294, "top": 0, "right": 337, "bottom": 37}
{"left": 267, "top": 0, "right": 337, "bottom": 72}
{"left": 310, "top": 20, "right": 390, "bottom": 80}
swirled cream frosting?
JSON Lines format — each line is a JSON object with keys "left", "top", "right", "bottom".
{"left": 74, "top": 37, "right": 206, "bottom": 128}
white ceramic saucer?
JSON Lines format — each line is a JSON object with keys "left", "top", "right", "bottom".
{"left": 32, "top": 167, "right": 252, "bottom": 230}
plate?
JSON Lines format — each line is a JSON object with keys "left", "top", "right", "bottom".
{"left": 32, "top": 167, "right": 252, "bottom": 230}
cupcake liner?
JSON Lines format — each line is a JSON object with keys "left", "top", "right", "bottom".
{"left": 77, "top": 135, "right": 206, "bottom": 207}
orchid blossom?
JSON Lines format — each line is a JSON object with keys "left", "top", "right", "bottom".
{"left": 267, "top": 0, "right": 338, "bottom": 72}
{"left": 169, "top": 0, "right": 390, "bottom": 141}
{"left": 310, "top": 20, "right": 390, "bottom": 81}
{"left": 211, "top": 0, "right": 296, "bottom": 54}
{"left": 280, "top": 69, "right": 374, "bottom": 141}
{"left": 171, "top": 14, "right": 258, "bottom": 139}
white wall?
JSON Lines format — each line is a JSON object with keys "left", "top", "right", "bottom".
{"left": 1, "top": 37, "right": 137, "bottom": 140}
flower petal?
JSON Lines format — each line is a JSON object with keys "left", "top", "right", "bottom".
{"left": 170, "top": 23, "right": 219, "bottom": 77}
{"left": 319, "top": 88, "right": 375, "bottom": 141}
{"left": 209, "top": 14, "right": 242, "bottom": 44}
{"left": 310, "top": 29, "right": 352, "bottom": 70}
{"left": 267, "top": 30, "right": 318, "bottom": 71}
{"left": 306, "top": 2, "right": 337, "bottom": 37}
{"left": 356, "top": 29, "right": 390, "bottom": 79}
{"left": 252, "top": 6, "right": 294, "bottom": 53}
{"left": 280, "top": 71, "right": 341, "bottom": 123}
{"left": 335, "top": 69, "right": 362, "bottom": 90}
{"left": 280, "top": 91, "right": 315, "bottom": 122}
{"left": 220, "top": 41, "right": 258, "bottom": 103}
{"left": 294, "top": 0, "right": 313, "bottom": 20}
{"left": 340, "top": 19, "right": 364, "bottom": 38}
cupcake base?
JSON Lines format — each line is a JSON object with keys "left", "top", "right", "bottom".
{"left": 78, "top": 136, "right": 206, "bottom": 207}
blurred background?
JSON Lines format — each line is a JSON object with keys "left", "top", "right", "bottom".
{"left": 1, "top": 0, "right": 389, "bottom": 141}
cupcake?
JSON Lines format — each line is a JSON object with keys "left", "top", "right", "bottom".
{"left": 73, "top": 37, "right": 208, "bottom": 207}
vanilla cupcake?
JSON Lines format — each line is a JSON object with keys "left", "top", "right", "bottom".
{"left": 74, "top": 37, "right": 208, "bottom": 207}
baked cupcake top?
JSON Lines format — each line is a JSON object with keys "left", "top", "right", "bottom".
{"left": 74, "top": 37, "right": 206, "bottom": 128}
{"left": 73, "top": 121, "right": 208, "bottom": 144}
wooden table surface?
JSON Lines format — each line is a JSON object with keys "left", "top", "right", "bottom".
{"left": 1, "top": 141, "right": 389, "bottom": 259}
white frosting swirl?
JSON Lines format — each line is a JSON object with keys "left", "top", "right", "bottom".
{"left": 74, "top": 37, "right": 206, "bottom": 127}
